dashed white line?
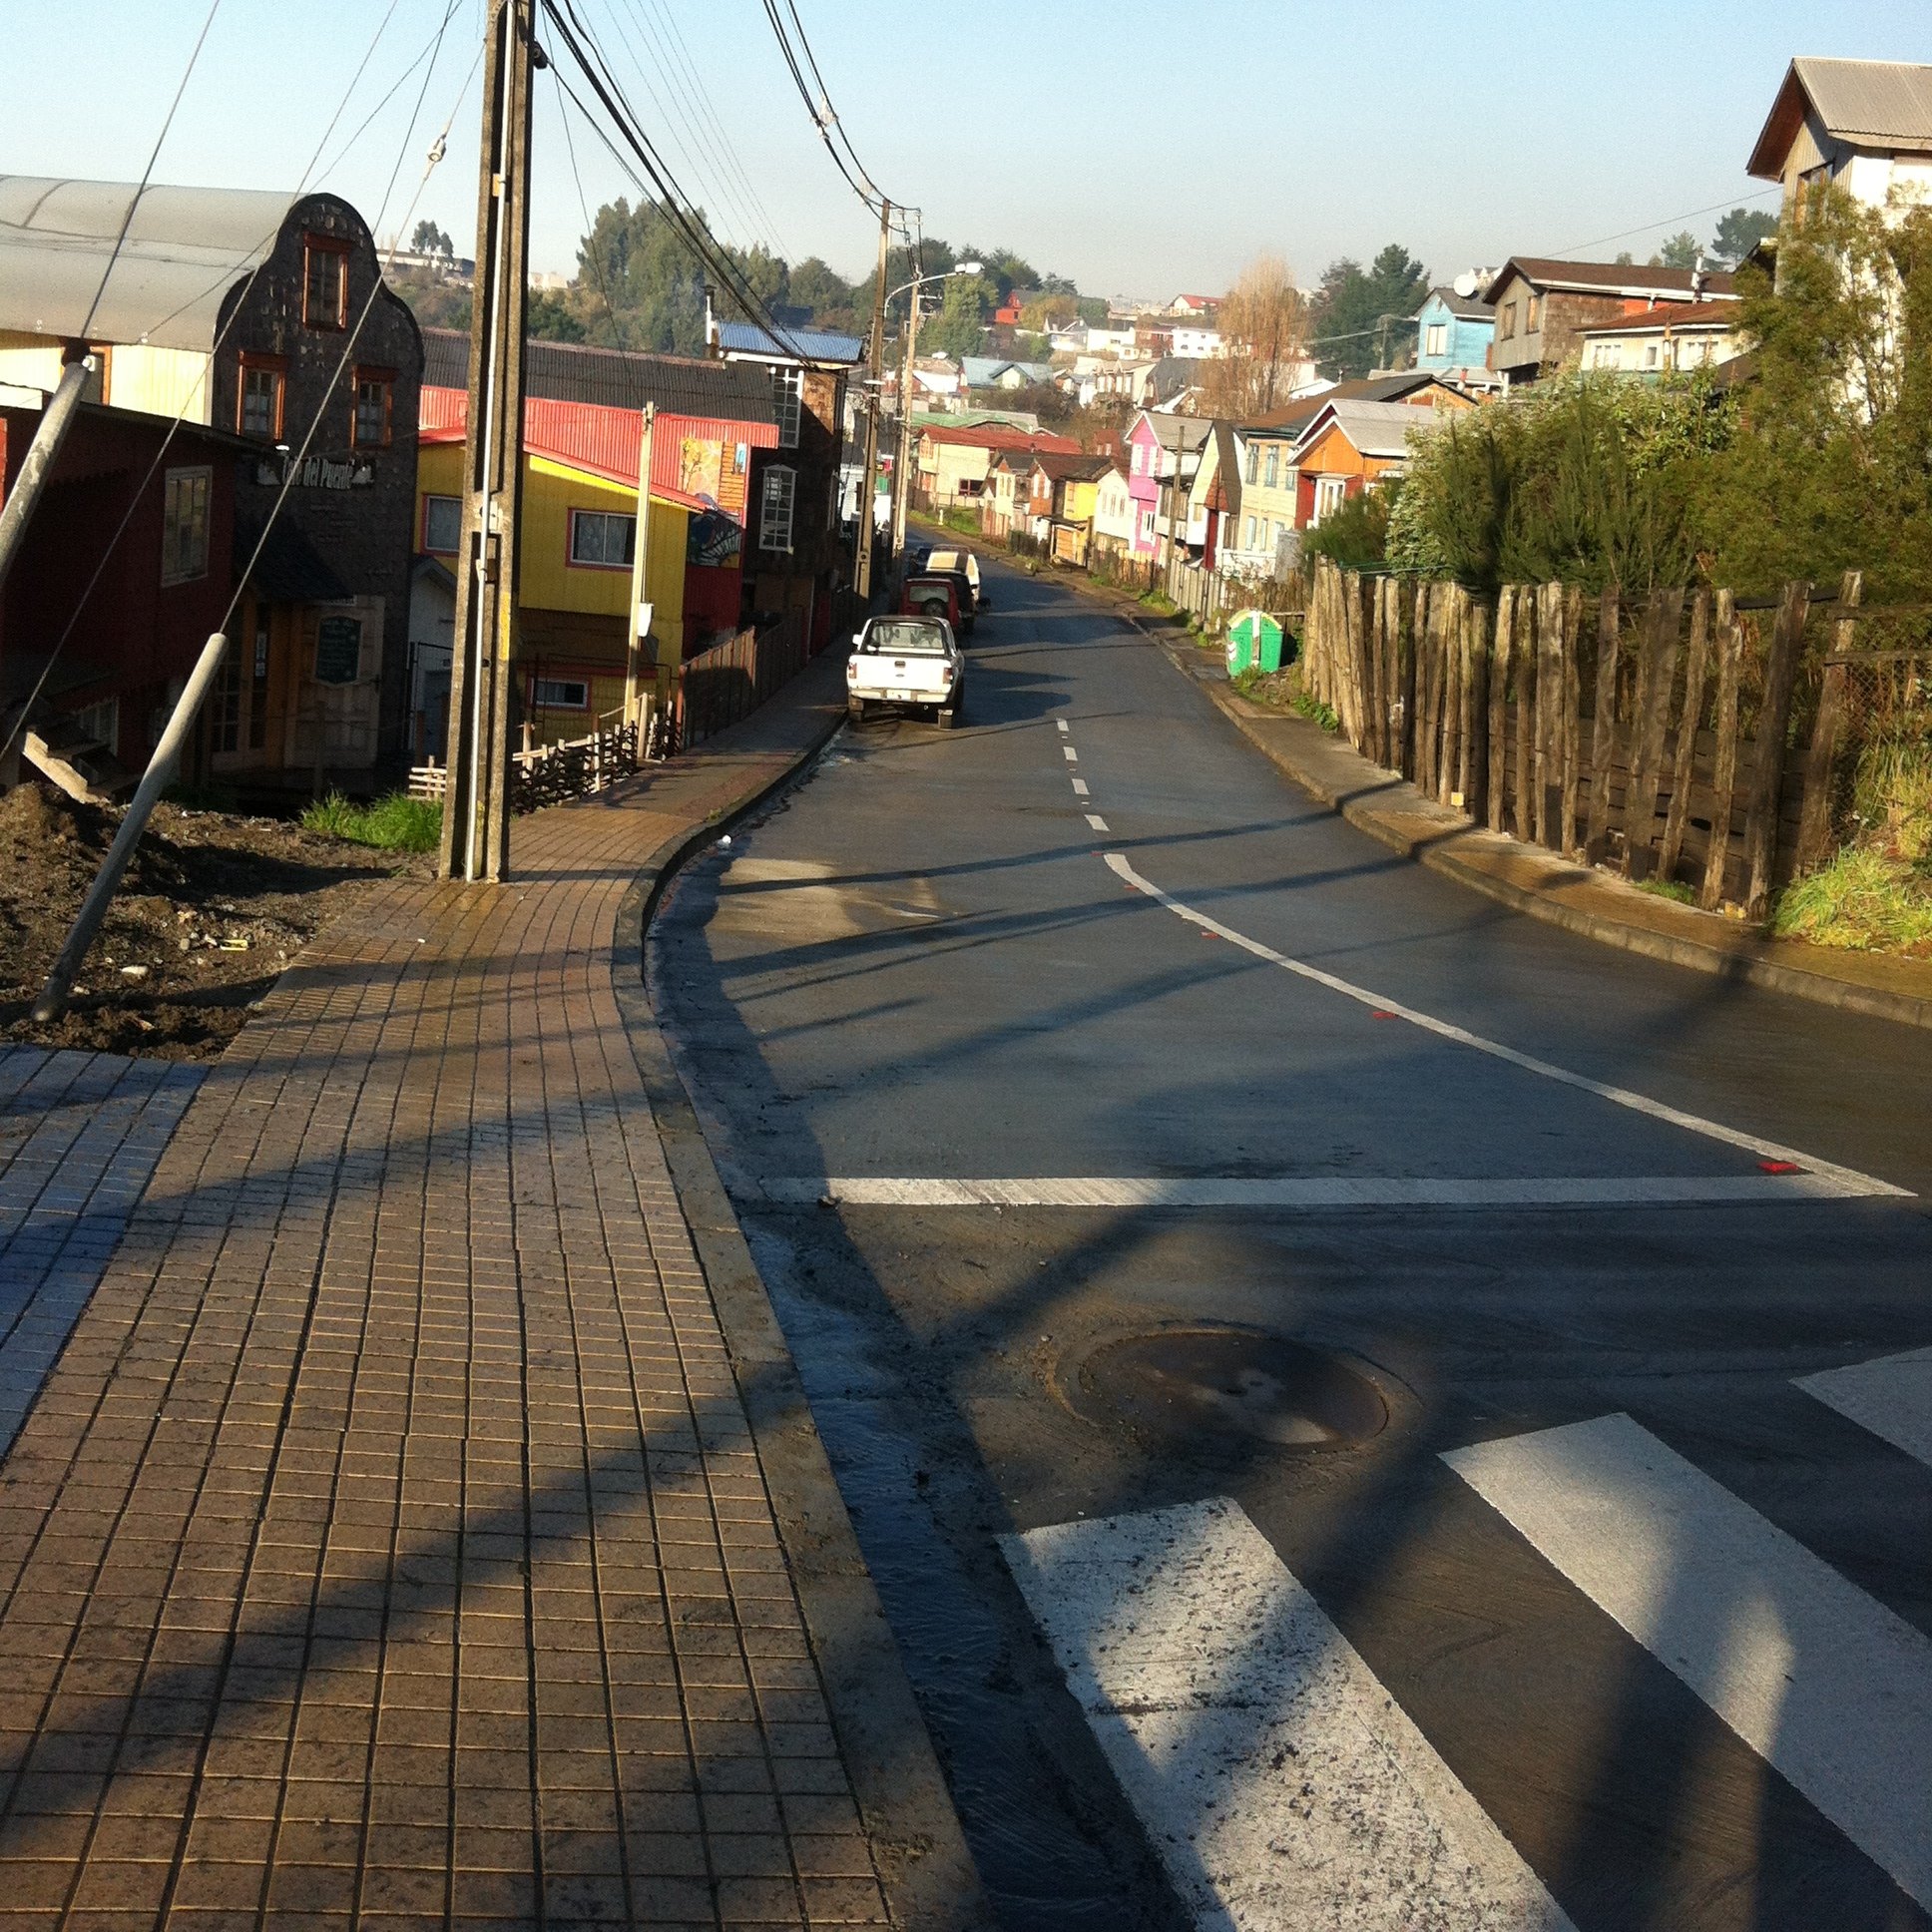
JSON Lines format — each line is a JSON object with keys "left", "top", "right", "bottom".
{"left": 1071, "top": 777, "right": 1090, "bottom": 796}
{"left": 1063, "top": 745, "right": 1079, "bottom": 762}
{"left": 1084, "top": 813, "right": 1110, "bottom": 832}
{"left": 1447, "top": 1414, "right": 1932, "bottom": 1910}
{"left": 1004, "top": 1500, "right": 1576, "bottom": 1932}
{"left": 1797, "top": 1349, "right": 1932, "bottom": 1469}
{"left": 1104, "top": 851, "right": 1906, "bottom": 1200}
{"left": 1057, "top": 719, "right": 1070, "bottom": 733}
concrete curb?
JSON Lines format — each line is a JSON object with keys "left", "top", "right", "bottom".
{"left": 1149, "top": 633, "right": 1932, "bottom": 1032}
{"left": 610, "top": 696, "right": 994, "bottom": 1932}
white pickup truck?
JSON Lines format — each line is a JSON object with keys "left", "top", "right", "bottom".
{"left": 846, "top": 616, "right": 965, "bottom": 727}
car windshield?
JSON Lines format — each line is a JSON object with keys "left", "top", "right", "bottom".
{"left": 866, "top": 620, "right": 949, "bottom": 654}
{"left": 927, "top": 550, "right": 974, "bottom": 577}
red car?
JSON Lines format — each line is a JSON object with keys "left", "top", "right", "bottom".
{"left": 899, "top": 573, "right": 963, "bottom": 629}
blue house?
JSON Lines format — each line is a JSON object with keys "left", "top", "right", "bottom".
{"left": 1411, "top": 286, "right": 1495, "bottom": 381}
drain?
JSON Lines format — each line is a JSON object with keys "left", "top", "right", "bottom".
{"left": 1069, "top": 1328, "right": 1388, "bottom": 1448}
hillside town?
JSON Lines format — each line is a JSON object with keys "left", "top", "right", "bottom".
{"left": 0, "top": 15, "right": 1930, "bottom": 1932}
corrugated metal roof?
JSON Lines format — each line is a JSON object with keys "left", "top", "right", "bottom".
{"left": 917, "top": 422, "right": 1081, "bottom": 453}
{"left": 421, "top": 328, "right": 779, "bottom": 425}
{"left": 1749, "top": 58, "right": 1932, "bottom": 178}
{"left": 420, "top": 385, "right": 774, "bottom": 509}
{"left": 1486, "top": 259, "right": 1739, "bottom": 301}
{"left": 0, "top": 176, "right": 298, "bottom": 349}
{"left": 1419, "top": 284, "right": 1494, "bottom": 321}
{"left": 716, "top": 319, "right": 863, "bottom": 365}
{"left": 1579, "top": 300, "right": 1742, "bottom": 336}
{"left": 1295, "top": 398, "right": 1451, "bottom": 461}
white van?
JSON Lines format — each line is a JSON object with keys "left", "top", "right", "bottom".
{"left": 923, "top": 548, "right": 986, "bottom": 610}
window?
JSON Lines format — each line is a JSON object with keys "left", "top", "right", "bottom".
{"left": 569, "top": 509, "right": 635, "bottom": 569}
{"left": 423, "top": 494, "right": 462, "bottom": 554}
{"left": 1644, "top": 343, "right": 1660, "bottom": 368}
{"left": 1592, "top": 342, "right": 1616, "bottom": 369}
{"left": 74, "top": 698, "right": 118, "bottom": 758}
{"left": 1526, "top": 295, "right": 1542, "bottom": 331}
{"left": 1263, "top": 448, "right": 1279, "bottom": 489}
{"left": 1499, "top": 301, "right": 1517, "bottom": 340}
{"left": 352, "top": 367, "right": 394, "bottom": 448}
{"left": 1424, "top": 321, "right": 1448, "bottom": 358}
{"left": 249, "top": 620, "right": 269, "bottom": 751}
{"left": 530, "top": 677, "right": 590, "bottom": 711}
{"left": 771, "top": 366, "right": 802, "bottom": 448}
{"left": 1244, "top": 515, "right": 1257, "bottom": 548}
{"left": 1141, "top": 510, "right": 1156, "bottom": 539}
{"left": 161, "top": 467, "right": 212, "bottom": 585}
{"left": 758, "top": 464, "right": 796, "bottom": 552}
{"left": 1243, "top": 445, "right": 1257, "bottom": 484}
{"left": 303, "top": 236, "right": 349, "bottom": 328}
{"left": 213, "top": 647, "right": 242, "bottom": 754}
{"left": 238, "top": 354, "right": 284, "bottom": 439}
{"left": 1311, "top": 477, "right": 1347, "bottom": 525}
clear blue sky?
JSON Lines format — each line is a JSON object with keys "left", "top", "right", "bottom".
{"left": 4, "top": 0, "right": 1926, "bottom": 301}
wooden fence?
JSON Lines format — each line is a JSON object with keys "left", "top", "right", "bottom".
{"left": 678, "top": 612, "right": 808, "bottom": 748}
{"left": 1299, "top": 559, "right": 1911, "bottom": 916}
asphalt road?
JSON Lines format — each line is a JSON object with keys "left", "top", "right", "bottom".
{"left": 650, "top": 559, "right": 1932, "bottom": 1932}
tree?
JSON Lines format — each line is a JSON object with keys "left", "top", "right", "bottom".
{"left": 788, "top": 255, "right": 852, "bottom": 319}
{"left": 1308, "top": 244, "right": 1430, "bottom": 378}
{"left": 1200, "top": 252, "right": 1307, "bottom": 417}
{"left": 1651, "top": 231, "right": 1701, "bottom": 269}
{"left": 1710, "top": 207, "right": 1778, "bottom": 266}
{"left": 920, "top": 273, "right": 993, "bottom": 357}
{"left": 410, "top": 219, "right": 453, "bottom": 258}
{"left": 528, "top": 287, "right": 587, "bottom": 343}
{"left": 1021, "top": 293, "right": 1080, "bottom": 332}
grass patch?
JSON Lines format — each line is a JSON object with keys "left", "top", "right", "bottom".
{"left": 301, "top": 791, "right": 442, "bottom": 853}
{"left": 1288, "top": 685, "right": 1339, "bottom": 732}
{"left": 1635, "top": 877, "right": 1696, "bottom": 904}
{"left": 1772, "top": 847, "right": 1932, "bottom": 955}
{"left": 1139, "top": 590, "right": 1177, "bottom": 616}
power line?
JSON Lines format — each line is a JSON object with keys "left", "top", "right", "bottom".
{"left": 756, "top": 0, "right": 888, "bottom": 218}
{"left": 1544, "top": 185, "right": 1783, "bottom": 262}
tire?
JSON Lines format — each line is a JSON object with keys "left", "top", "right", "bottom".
{"left": 846, "top": 698, "right": 865, "bottom": 722}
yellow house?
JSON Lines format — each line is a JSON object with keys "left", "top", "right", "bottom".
{"left": 417, "top": 396, "right": 697, "bottom": 745}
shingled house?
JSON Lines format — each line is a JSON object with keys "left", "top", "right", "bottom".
{"left": 1481, "top": 258, "right": 1737, "bottom": 389}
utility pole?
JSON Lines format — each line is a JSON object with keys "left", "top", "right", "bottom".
{"left": 888, "top": 274, "right": 923, "bottom": 571}
{"left": 437, "top": 0, "right": 537, "bottom": 883}
{"left": 624, "top": 402, "right": 655, "bottom": 730}
{"left": 0, "top": 347, "right": 95, "bottom": 600}
{"left": 1163, "top": 420, "right": 1187, "bottom": 593}
{"left": 853, "top": 201, "right": 890, "bottom": 601}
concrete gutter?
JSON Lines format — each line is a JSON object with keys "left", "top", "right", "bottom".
{"left": 611, "top": 661, "right": 995, "bottom": 1931}
{"left": 1154, "top": 633, "right": 1932, "bottom": 1033}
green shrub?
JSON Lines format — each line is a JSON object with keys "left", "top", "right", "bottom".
{"left": 302, "top": 791, "right": 441, "bottom": 852}
{"left": 1773, "top": 847, "right": 1932, "bottom": 954}
{"left": 1303, "top": 486, "right": 1394, "bottom": 571}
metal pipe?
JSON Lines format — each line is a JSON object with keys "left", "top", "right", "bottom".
{"left": 33, "top": 630, "right": 228, "bottom": 1023}
{"left": 0, "top": 353, "right": 96, "bottom": 599}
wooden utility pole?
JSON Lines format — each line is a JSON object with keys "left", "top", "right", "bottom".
{"left": 889, "top": 275, "right": 923, "bottom": 568}
{"left": 624, "top": 402, "right": 656, "bottom": 727}
{"left": 853, "top": 201, "right": 890, "bottom": 600}
{"left": 437, "top": 0, "right": 537, "bottom": 883}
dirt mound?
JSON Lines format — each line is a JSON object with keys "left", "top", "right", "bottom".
{"left": 0, "top": 781, "right": 427, "bottom": 1060}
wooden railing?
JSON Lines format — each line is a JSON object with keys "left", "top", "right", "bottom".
{"left": 509, "top": 716, "right": 641, "bottom": 813}
{"left": 1299, "top": 559, "right": 1905, "bottom": 917}
{"left": 678, "top": 613, "right": 808, "bottom": 748}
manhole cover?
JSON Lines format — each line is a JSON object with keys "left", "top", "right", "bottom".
{"left": 1070, "top": 1328, "right": 1388, "bottom": 1448}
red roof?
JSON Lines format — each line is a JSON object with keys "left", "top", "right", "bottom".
{"left": 1579, "top": 300, "right": 1744, "bottom": 336}
{"left": 918, "top": 422, "right": 1082, "bottom": 455}
{"left": 419, "top": 385, "right": 778, "bottom": 511}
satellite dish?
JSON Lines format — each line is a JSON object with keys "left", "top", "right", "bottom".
{"left": 1452, "top": 271, "right": 1480, "bottom": 299}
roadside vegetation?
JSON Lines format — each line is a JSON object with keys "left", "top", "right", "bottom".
{"left": 301, "top": 791, "right": 443, "bottom": 853}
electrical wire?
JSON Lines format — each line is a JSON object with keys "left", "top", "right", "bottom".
{"left": 78, "top": 0, "right": 225, "bottom": 340}
{"left": 755, "top": 0, "right": 889, "bottom": 217}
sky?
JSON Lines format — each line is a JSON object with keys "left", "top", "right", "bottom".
{"left": 4, "top": 0, "right": 1928, "bottom": 304}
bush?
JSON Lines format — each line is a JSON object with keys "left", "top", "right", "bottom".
{"left": 1773, "top": 848, "right": 1932, "bottom": 954}
{"left": 301, "top": 791, "right": 441, "bottom": 852}
{"left": 1303, "top": 486, "right": 1394, "bottom": 571}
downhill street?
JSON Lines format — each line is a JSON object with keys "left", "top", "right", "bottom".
{"left": 653, "top": 559, "right": 1932, "bottom": 1932}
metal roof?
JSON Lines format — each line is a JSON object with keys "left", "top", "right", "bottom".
{"left": 0, "top": 176, "right": 298, "bottom": 349}
{"left": 1418, "top": 284, "right": 1494, "bottom": 322}
{"left": 716, "top": 319, "right": 864, "bottom": 365}
{"left": 1294, "top": 397, "right": 1451, "bottom": 461}
{"left": 1748, "top": 57, "right": 1932, "bottom": 178}
{"left": 421, "top": 327, "right": 779, "bottom": 425}
{"left": 1485, "top": 258, "right": 1738, "bottom": 301}
{"left": 1579, "top": 300, "right": 1743, "bottom": 336}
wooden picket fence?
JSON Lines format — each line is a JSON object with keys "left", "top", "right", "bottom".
{"left": 1301, "top": 559, "right": 1899, "bottom": 917}
{"left": 678, "top": 612, "right": 808, "bottom": 748}
{"left": 509, "top": 716, "right": 641, "bottom": 814}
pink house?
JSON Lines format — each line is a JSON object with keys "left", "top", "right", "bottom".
{"left": 1124, "top": 410, "right": 1213, "bottom": 558}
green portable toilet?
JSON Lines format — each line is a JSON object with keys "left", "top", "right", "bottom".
{"left": 1225, "top": 609, "right": 1284, "bottom": 678}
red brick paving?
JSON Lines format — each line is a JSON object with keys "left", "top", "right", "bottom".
{"left": 0, "top": 706, "right": 886, "bottom": 1928}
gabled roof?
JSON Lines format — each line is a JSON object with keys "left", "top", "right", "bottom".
{"left": 1748, "top": 57, "right": 1932, "bottom": 178}
{"left": 716, "top": 318, "right": 863, "bottom": 365}
{"left": 1132, "top": 410, "right": 1213, "bottom": 452}
{"left": 1242, "top": 371, "right": 1455, "bottom": 440}
{"left": 1417, "top": 284, "right": 1494, "bottom": 322}
{"left": 917, "top": 421, "right": 1081, "bottom": 454}
{"left": 1484, "top": 258, "right": 1738, "bottom": 302}
{"left": 1292, "top": 397, "right": 1449, "bottom": 463}
{"left": 1579, "top": 299, "right": 1745, "bottom": 337}
{"left": 961, "top": 355, "right": 1054, "bottom": 386}
{"left": 419, "top": 386, "right": 777, "bottom": 511}
{"left": 0, "top": 175, "right": 302, "bottom": 350}
{"left": 1030, "top": 449, "right": 1111, "bottom": 482}
{"left": 423, "top": 328, "right": 778, "bottom": 425}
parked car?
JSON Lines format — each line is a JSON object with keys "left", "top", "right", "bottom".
{"left": 925, "top": 547, "right": 988, "bottom": 610}
{"left": 846, "top": 616, "right": 965, "bottom": 727}
{"left": 899, "top": 572, "right": 964, "bottom": 630}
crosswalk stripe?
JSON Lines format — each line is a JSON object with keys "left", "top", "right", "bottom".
{"left": 1444, "top": 1412, "right": 1932, "bottom": 1910}
{"left": 1796, "top": 1348, "right": 1932, "bottom": 1469}
{"left": 1002, "top": 1499, "right": 1575, "bottom": 1932}
{"left": 1105, "top": 852, "right": 1908, "bottom": 1201}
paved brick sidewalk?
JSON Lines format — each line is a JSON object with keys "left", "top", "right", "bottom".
{"left": 0, "top": 663, "right": 940, "bottom": 1929}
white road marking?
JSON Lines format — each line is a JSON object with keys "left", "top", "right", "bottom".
{"left": 1446, "top": 1413, "right": 1932, "bottom": 1910}
{"left": 1105, "top": 852, "right": 1906, "bottom": 1200}
{"left": 751, "top": 1175, "right": 1871, "bottom": 1208}
{"left": 1063, "top": 745, "right": 1079, "bottom": 762}
{"left": 1085, "top": 813, "right": 1111, "bottom": 833}
{"left": 1071, "top": 777, "right": 1090, "bottom": 796}
{"left": 1057, "top": 719, "right": 1070, "bottom": 733}
{"left": 1003, "top": 1500, "right": 1575, "bottom": 1932}
{"left": 1797, "top": 1349, "right": 1932, "bottom": 1469}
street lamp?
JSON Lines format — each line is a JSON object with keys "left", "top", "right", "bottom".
{"left": 886, "top": 262, "right": 981, "bottom": 570}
